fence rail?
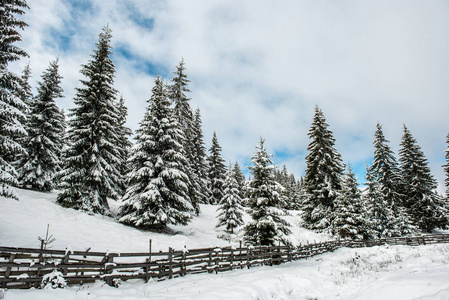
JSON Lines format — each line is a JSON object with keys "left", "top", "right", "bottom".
{"left": 1, "top": 233, "right": 449, "bottom": 289}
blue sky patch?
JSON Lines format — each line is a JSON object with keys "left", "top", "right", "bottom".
{"left": 114, "top": 44, "right": 169, "bottom": 78}
{"left": 125, "top": 4, "right": 155, "bottom": 31}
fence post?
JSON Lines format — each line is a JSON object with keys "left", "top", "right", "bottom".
{"left": 145, "top": 239, "right": 152, "bottom": 283}
{"left": 104, "top": 254, "right": 115, "bottom": 286}
{"left": 269, "top": 246, "right": 272, "bottom": 266}
{"left": 168, "top": 247, "right": 173, "bottom": 279}
{"left": 239, "top": 241, "right": 243, "bottom": 269}
{"left": 230, "top": 247, "right": 234, "bottom": 271}
{"left": 214, "top": 249, "right": 219, "bottom": 274}
{"left": 61, "top": 252, "right": 70, "bottom": 276}
{"left": 247, "top": 246, "right": 251, "bottom": 269}
{"left": 3, "top": 253, "right": 16, "bottom": 288}
{"left": 208, "top": 248, "right": 213, "bottom": 273}
{"left": 181, "top": 245, "right": 187, "bottom": 276}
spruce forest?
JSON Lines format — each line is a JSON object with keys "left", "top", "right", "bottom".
{"left": 2, "top": 0, "right": 449, "bottom": 250}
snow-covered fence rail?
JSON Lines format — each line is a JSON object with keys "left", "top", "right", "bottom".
{"left": 1, "top": 233, "right": 449, "bottom": 289}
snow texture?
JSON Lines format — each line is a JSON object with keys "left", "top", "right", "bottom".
{"left": 1, "top": 188, "right": 449, "bottom": 299}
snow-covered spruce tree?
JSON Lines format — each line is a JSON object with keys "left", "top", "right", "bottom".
{"left": 368, "top": 123, "right": 402, "bottom": 208}
{"left": 287, "top": 173, "right": 303, "bottom": 210}
{"left": 12, "top": 63, "right": 32, "bottom": 167}
{"left": 191, "top": 107, "right": 211, "bottom": 204}
{"left": 168, "top": 59, "right": 201, "bottom": 214}
{"left": 207, "top": 131, "right": 227, "bottom": 204}
{"left": 399, "top": 125, "right": 448, "bottom": 232}
{"left": 330, "top": 166, "right": 369, "bottom": 239}
{"left": 367, "top": 123, "right": 416, "bottom": 235}
{"left": 301, "top": 106, "right": 345, "bottom": 232}
{"left": 0, "top": 0, "right": 29, "bottom": 199}
{"left": 118, "top": 75, "right": 193, "bottom": 230}
{"left": 19, "top": 62, "right": 32, "bottom": 108}
{"left": 275, "top": 165, "right": 300, "bottom": 210}
{"left": 116, "top": 95, "right": 132, "bottom": 197}
{"left": 362, "top": 168, "right": 398, "bottom": 238}
{"left": 216, "top": 164, "right": 244, "bottom": 234}
{"left": 232, "top": 161, "right": 246, "bottom": 200}
{"left": 57, "top": 26, "right": 124, "bottom": 215}
{"left": 17, "top": 59, "right": 64, "bottom": 191}
{"left": 243, "top": 138, "right": 291, "bottom": 246}
{"left": 444, "top": 133, "right": 449, "bottom": 200}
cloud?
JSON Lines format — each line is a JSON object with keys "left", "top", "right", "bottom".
{"left": 11, "top": 0, "right": 449, "bottom": 192}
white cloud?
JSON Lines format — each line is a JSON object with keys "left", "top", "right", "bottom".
{"left": 12, "top": 0, "right": 449, "bottom": 191}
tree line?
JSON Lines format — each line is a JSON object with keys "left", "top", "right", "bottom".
{"left": 1, "top": 1, "right": 448, "bottom": 247}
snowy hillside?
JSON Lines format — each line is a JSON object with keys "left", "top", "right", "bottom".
{"left": 0, "top": 188, "right": 327, "bottom": 253}
{"left": 1, "top": 188, "right": 449, "bottom": 300}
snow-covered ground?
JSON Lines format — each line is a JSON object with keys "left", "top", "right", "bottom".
{"left": 1, "top": 188, "right": 449, "bottom": 299}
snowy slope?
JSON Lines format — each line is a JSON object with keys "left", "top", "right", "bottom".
{"left": 1, "top": 188, "right": 449, "bottom": 300}
{"left": 0, "top": 188, "right": 327, "bottom": 253}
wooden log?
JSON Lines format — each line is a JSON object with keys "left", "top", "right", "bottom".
{"left": 168, "top": 247, "right": 173, "bottom": 279}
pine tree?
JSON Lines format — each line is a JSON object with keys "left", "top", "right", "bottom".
{"left": 118, "top": 76, "right": 193, "bottom": 230}
{"left": 207, "top": 131, "right": 226, "bottom": 204}
{"left": 116, "top": 95, "right": 132, "bottom": 197}
{"left": 301, "top": 106, "right": 345, "bottom": 232}
{"left": 367, "top": 123, "right": 415, "bottom": 235}
{"left": 275, "top": 165, "right": 300, "bottom": 209}
{"left": 168, "top": 59, "right": 201, "bottom": 214}
{"left": 287, "top": 173, "right": 302, "bottom": 210}
{"left": 6, "top": 63, "right": 32, "bottom": 167}
{"left": 362, "top": 168, "right": 398, "bottom": 238}
{"left": 17, "top": 59, "right": 64, "bottom": 191}
{"left": 57, "top": 26, "right": 124, "bottom": 214}
{"left": 232, "top": 161, "right": 246, "bottom": 199}
{"left": 191, "top": 108, "right": 211, "bottom": 204}
{"left": 243, "top": 138, "right": 291, "bottom": 246}
{"left": 331, "top": 166, "right": 369, "bottom": 239}
{"left": 19, "top": 62, "right": 32, "bottom": 108}
{"left": 0, "top": 0, "right": 29, "bottom": 199}
{"left": 216, "top": 164, "right": 244, "bottom": 234}
{"left": 368, "top": 123, "right": 402, "bottom": 208}
{"left": 443, "top": 133, "right": 449, "bottom": 200}
{"left": 399, "top": 125, "right": 448, "bottom": 232}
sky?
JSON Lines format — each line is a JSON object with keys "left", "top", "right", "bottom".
{"left": 11, "top": 0, "right": 449, "bottom": 192}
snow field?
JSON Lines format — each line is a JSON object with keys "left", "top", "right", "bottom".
{"left": 1, "top": 188, "right": 449, "bottom": 299}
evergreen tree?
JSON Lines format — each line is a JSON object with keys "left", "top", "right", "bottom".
{"left": 57, "top": 26, "right": 124, "bottom": 214}
{"left": 116, "top": 95, "right": 132, "bottom": 197}
{"left": 331, "top": 166, "right": 369, "bottom": 239}
{"left": 169, "top": 59, "right": 192, "bottom": 135}
{"left": 207, "top": 131, "right": 226, "bottom": 204}
{"left": 118, "top": 76, "right": 193, "bottom": 229}
{"left": 443, "top": 133, "right": 449, "bottom": 200}
{"left": 243, "top": 138, "right": 291, "bottom": 246}
{"left": 216, "top": 164, "right": 244, "bottom": 234}
{"left": 12, "top": 62, "right": 32, "bottom": 168}
{"left": 275, "top": 165, "right": 300, "bottom": 209}
{"left": 287, "top": 173, "right": 302, "bottom": 210}
{"left": 19, "top": 62, "right": 32, "bottom": 108}
{"left": 17, "top": 59, "right": 64, "bottom": 191}
{"left": 191, "top": 108, "right": 211, "bottom": 204}
{"left": 0, "top": 0, "right": 29, "bottom": 199}
{"left": 169, "top": 59, "right": 201, "bottom": 214}
{"left": 301, "top": 106, "right": 345, "bottom": 232}
{"left": 367, "top": 123, "right": 415, "bottom": 235}
{"left": 362, "top": 168, "right": 398, "bottom": 238}
{"left": 399, "top": 125, "right": 448, "bottom": 232}
{"left": 232, "top": 161, "right": 246, "bottom": 199}
{"left": 368, "top": 123, "right": 402, "bottom": 207}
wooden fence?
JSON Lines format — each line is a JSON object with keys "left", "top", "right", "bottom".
{"left": 1, "top": 233, "right": 449, "bottom": 289}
